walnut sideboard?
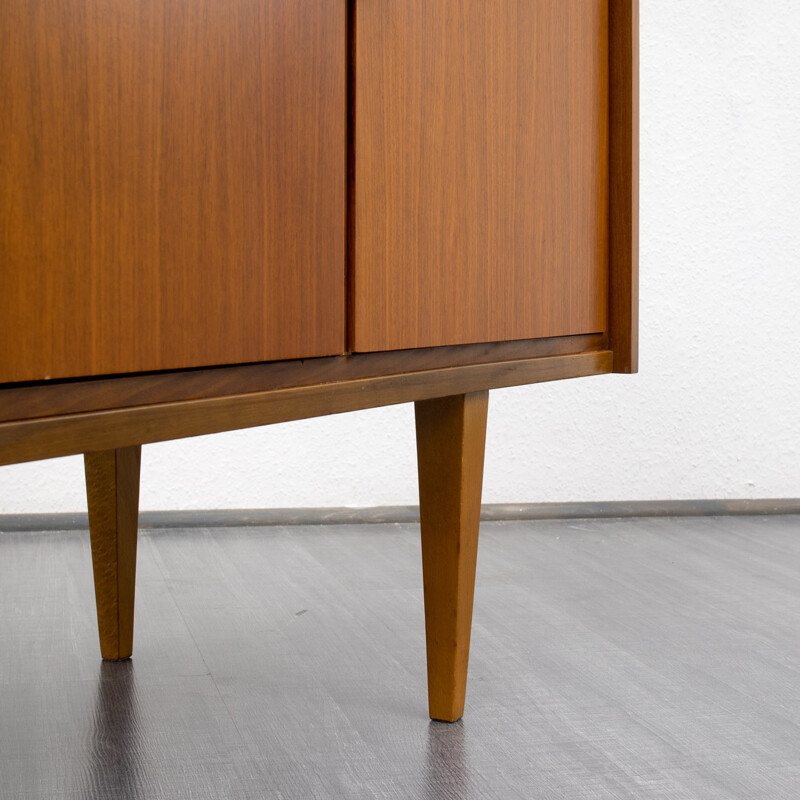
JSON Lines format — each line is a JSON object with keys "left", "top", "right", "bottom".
{"left": 0, "top": 0, "right": 638, "bottom": 722}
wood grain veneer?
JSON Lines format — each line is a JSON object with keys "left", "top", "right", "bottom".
{"left": 0, "top": 0, "right": 346, "bottom": 383}
{"left": 0, "top": 0, "right": 637, "bottom": 731}
{"left": 351, "top": 0, "right": 610, "bottom": 351}
{"left": 609, "top": 0, "right": 639, "bottom": 373}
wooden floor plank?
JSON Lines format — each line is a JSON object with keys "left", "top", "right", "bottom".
{"left": 1, "top": 515, "right": 799, "bottom": 799}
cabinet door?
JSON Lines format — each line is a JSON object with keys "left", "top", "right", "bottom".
{"left": 351, "top": 0, "right": 609, "bottom": 351}
{"left": 1, "top": 0, "right": 345, "bottom": 383}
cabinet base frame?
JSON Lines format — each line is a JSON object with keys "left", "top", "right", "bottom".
{"left": 1, "top": 344, "right": 612, "bottom": 719}
{"left": 0, "top": 346, "right": 611, "bottom": 467}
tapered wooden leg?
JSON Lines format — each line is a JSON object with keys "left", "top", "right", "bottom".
{"left": 84, "top": 446, "right": 142, "bottom": 661}
{"left": 415, "top": 391, "right": 488, "bottom": 722}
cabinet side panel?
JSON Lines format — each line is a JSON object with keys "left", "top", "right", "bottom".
{"left": 0, "top": 0, "right": 346, "bottom": 382}
{"left": 609, "top": 0, "right": 639, "bottom": 373}
{"left": 352, "top": 0, "right": 609, "bottom": 351}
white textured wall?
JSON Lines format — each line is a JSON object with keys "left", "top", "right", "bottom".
{"left": 2, "top": 0, "right": 799, "bottom": 513}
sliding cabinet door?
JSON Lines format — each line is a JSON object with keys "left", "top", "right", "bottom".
{"left": 1, "top": 0, "right": 345, "bottom": 383}
{"left": 351, "top": 0, "right": 609, "bottom": 351}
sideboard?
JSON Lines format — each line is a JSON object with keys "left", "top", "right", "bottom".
{"left": 0, "top": 0, "right": 638, "bottom": 722}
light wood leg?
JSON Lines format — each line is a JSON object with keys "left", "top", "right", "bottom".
{"left": 415, "top": 391, "right": 488, "bottom": 722}
{"left": 84, "top": 446, "right": 142, "bottom": 661}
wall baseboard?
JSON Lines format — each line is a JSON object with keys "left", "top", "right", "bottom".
{"left": 1, "top": 499, "right": 799, "bottom": 533}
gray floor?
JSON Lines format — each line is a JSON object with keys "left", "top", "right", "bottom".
{"left": 1, "top": 515, "right": 799, "bottom": 799}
